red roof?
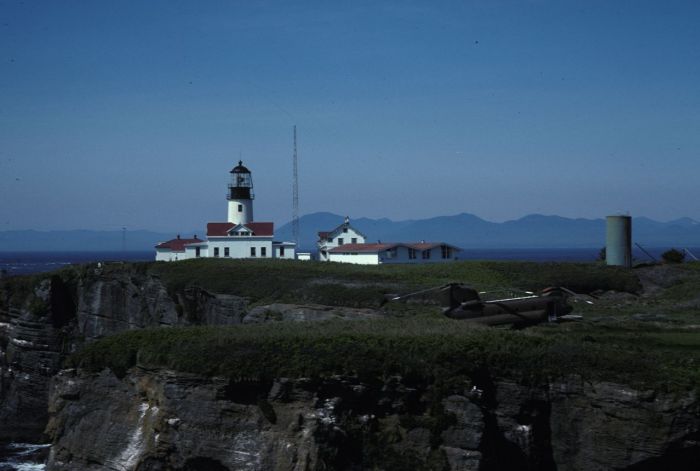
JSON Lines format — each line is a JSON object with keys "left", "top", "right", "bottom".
{"left": 207, "top": 222, "right": 234, "bottom": 236}
{"left": 248, "top": 222, "right": 274, "bottom": 236}
{"left": 328, "top": 242, "right": 460, "bottom": 253}
{"left": 206, "top": 221, "right": 274, "bottom": 237}
{"left": 155, "top": 236, "right": 203, "bottom": 252}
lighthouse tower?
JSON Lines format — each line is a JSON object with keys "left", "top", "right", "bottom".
{"left": 227, "top": 160, "right": 254, "bottom": 225}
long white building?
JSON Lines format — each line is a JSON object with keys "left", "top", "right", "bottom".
{"left": 155, "top": 161, "right": 296, "bottom": 262}
{"left": 328, "top": 241, "right": 460, "bottom": 265}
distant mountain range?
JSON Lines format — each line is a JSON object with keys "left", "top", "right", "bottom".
{"left": 276, "top": 212, "right": 700, "bottom": 251}
{"left": 1, "top": 213, "right": 699, "bottom": 252}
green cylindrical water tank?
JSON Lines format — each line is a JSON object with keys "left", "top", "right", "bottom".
{"left": 606, "top": 215, "right": 632, "bottom": 268}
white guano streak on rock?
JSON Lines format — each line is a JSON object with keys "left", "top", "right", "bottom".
{"left": 318, "top": 398, "right": 337, "bottom": 425}
{"left": 84, "top": 282, "right": 104, "bottom": 338}
{"left": 228, "top": 431, "right": 261, "bottom": 470}
{"left": 11, "top": 338, "right": 34, "bottom": 348}
{"left": 109, "top": 402, "right": 150, "bottom": 471}
{"left": 90, "top": 282, "right": 103, "bottom": 315}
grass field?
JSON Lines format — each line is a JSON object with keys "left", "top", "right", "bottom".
{"left": 147, "top": 258, "right": 642, "bottom": 307}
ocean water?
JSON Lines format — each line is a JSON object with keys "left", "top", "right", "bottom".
{"left": 0, "top": 443, "right": 49, "bottom": 471}
{"left": 0, "top": 251, "right": 153, "bottom": 277}
{"left": 457, "top": 247, "right": 700, "bottom": 262}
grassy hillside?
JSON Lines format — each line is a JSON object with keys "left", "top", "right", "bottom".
{"left": 65, "top": 259, "right": 700, "bottom": 392}
{"left": 147, "top": 258, "right": 641, "bottom": 307}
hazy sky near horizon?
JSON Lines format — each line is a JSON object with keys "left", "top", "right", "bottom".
{"left": 1, "top": 0, "right": 699, "bottom": 232}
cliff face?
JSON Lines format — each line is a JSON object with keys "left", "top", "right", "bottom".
{"left": 0, "top": 277, "right": 67, "bottom": 441}
{"left": 45, "top": 367, "right": 699, "bottom": 471}
{"left": 0, "top": 266, "right": 383, "bottom": 441}
{"left": 0, "top": 268, "right": 204, "bottom": 441}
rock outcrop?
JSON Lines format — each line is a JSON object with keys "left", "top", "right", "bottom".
{"left": 74, "top": 268, "right": 249, "bottom": 339}
{"left": 45, "top": 368, "right": 700, "bottom": 471}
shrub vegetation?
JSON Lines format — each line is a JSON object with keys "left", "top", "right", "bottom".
{"left": 662, "top": 248, "right": 686, "bottom": 264}
{"left": 68, "top": 315, "right": 700, "bottom": 392}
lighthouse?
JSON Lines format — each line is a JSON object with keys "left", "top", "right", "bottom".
{"left": 155, "top": 158, "right": 297, "bottom": 262}
{"left": 227, "top": 160, "right": 254, "bottom": 225}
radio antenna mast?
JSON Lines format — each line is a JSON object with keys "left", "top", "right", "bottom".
{"left": 292, "top": 125, "right": 299, "bottom": 245}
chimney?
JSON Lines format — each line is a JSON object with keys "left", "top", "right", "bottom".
{"left": 177, "top": 234, "right": 181, "bottom": 239}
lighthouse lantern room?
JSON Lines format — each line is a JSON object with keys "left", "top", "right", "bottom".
{"left": 227, "top": 160, "right": 254, "bottom": 225}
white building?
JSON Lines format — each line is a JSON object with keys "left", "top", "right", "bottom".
{"left": 155, "top": 161, "right": 296, "bottom": 261}
{"left": 316, "top": 217, "right": 461, "bottom": 265}
{"left": 317, "top": 217, "right": 367, "bottom": 261}
{"left": 328, "top": 242, "right": 461, "bottom": 265}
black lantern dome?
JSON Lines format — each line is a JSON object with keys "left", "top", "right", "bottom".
{"left": 230, "top": 161, "right": 251, "bottom": 174}
{"left": 227, "top": 160, "right": 254, "bottom": 200}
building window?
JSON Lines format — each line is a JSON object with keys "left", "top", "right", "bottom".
{"left": 441, "top": 245, "right": 451, "bottom": 259}
{"left": 214, "top": 247, "right": 219, "bottom": 257}
{"left": 261, "top": 247, "right": 267, "bottom": 257}
{"left": 338, "top": 238, "right": 344, "bottom": 246}
{"left": 238, "top": 204, "right": 243, "bottom": 212}
{"left": 280, "top": 246, "right": 285, "bottom": 257}
{"left": 408, "top": 248, "right": 416, "bottom": 259}
{"left": 343, "top": 227, "right": 348, "bottom": 233}
{"left": 422, "top": 249, "right": 431, "bottom": 259}
{"left": 195, "top": 247, "right": 201, "bottom": 258}
{"left": 351, "top": 238, "right": 357, "bottom": 244}
{"left": 224, "top": 247, "right": 230, "bottom": 257}
{"left": 250, "top": 247, "right": 256, "bottom": 257}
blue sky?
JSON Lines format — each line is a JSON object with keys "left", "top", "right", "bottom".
{"left": 1, "top": 0, "right": 699, "bottom": 232}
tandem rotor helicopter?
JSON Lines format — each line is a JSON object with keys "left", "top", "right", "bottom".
{"left": 384, "top": 283, "right": 591, "bottom": 327}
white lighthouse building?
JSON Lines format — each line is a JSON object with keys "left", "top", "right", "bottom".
{"left": 155, "top": 161, "right": 296, "bottom": 261}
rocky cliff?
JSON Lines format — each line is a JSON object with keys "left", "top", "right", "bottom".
{"left": 45, "top": 367, "right": 699, "bottom": 471}
{"left": 0, "top": 264, "right": 381, "bottom": 442}
{"left": 3, "top": 260, "right": 700, "bottom": 469}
